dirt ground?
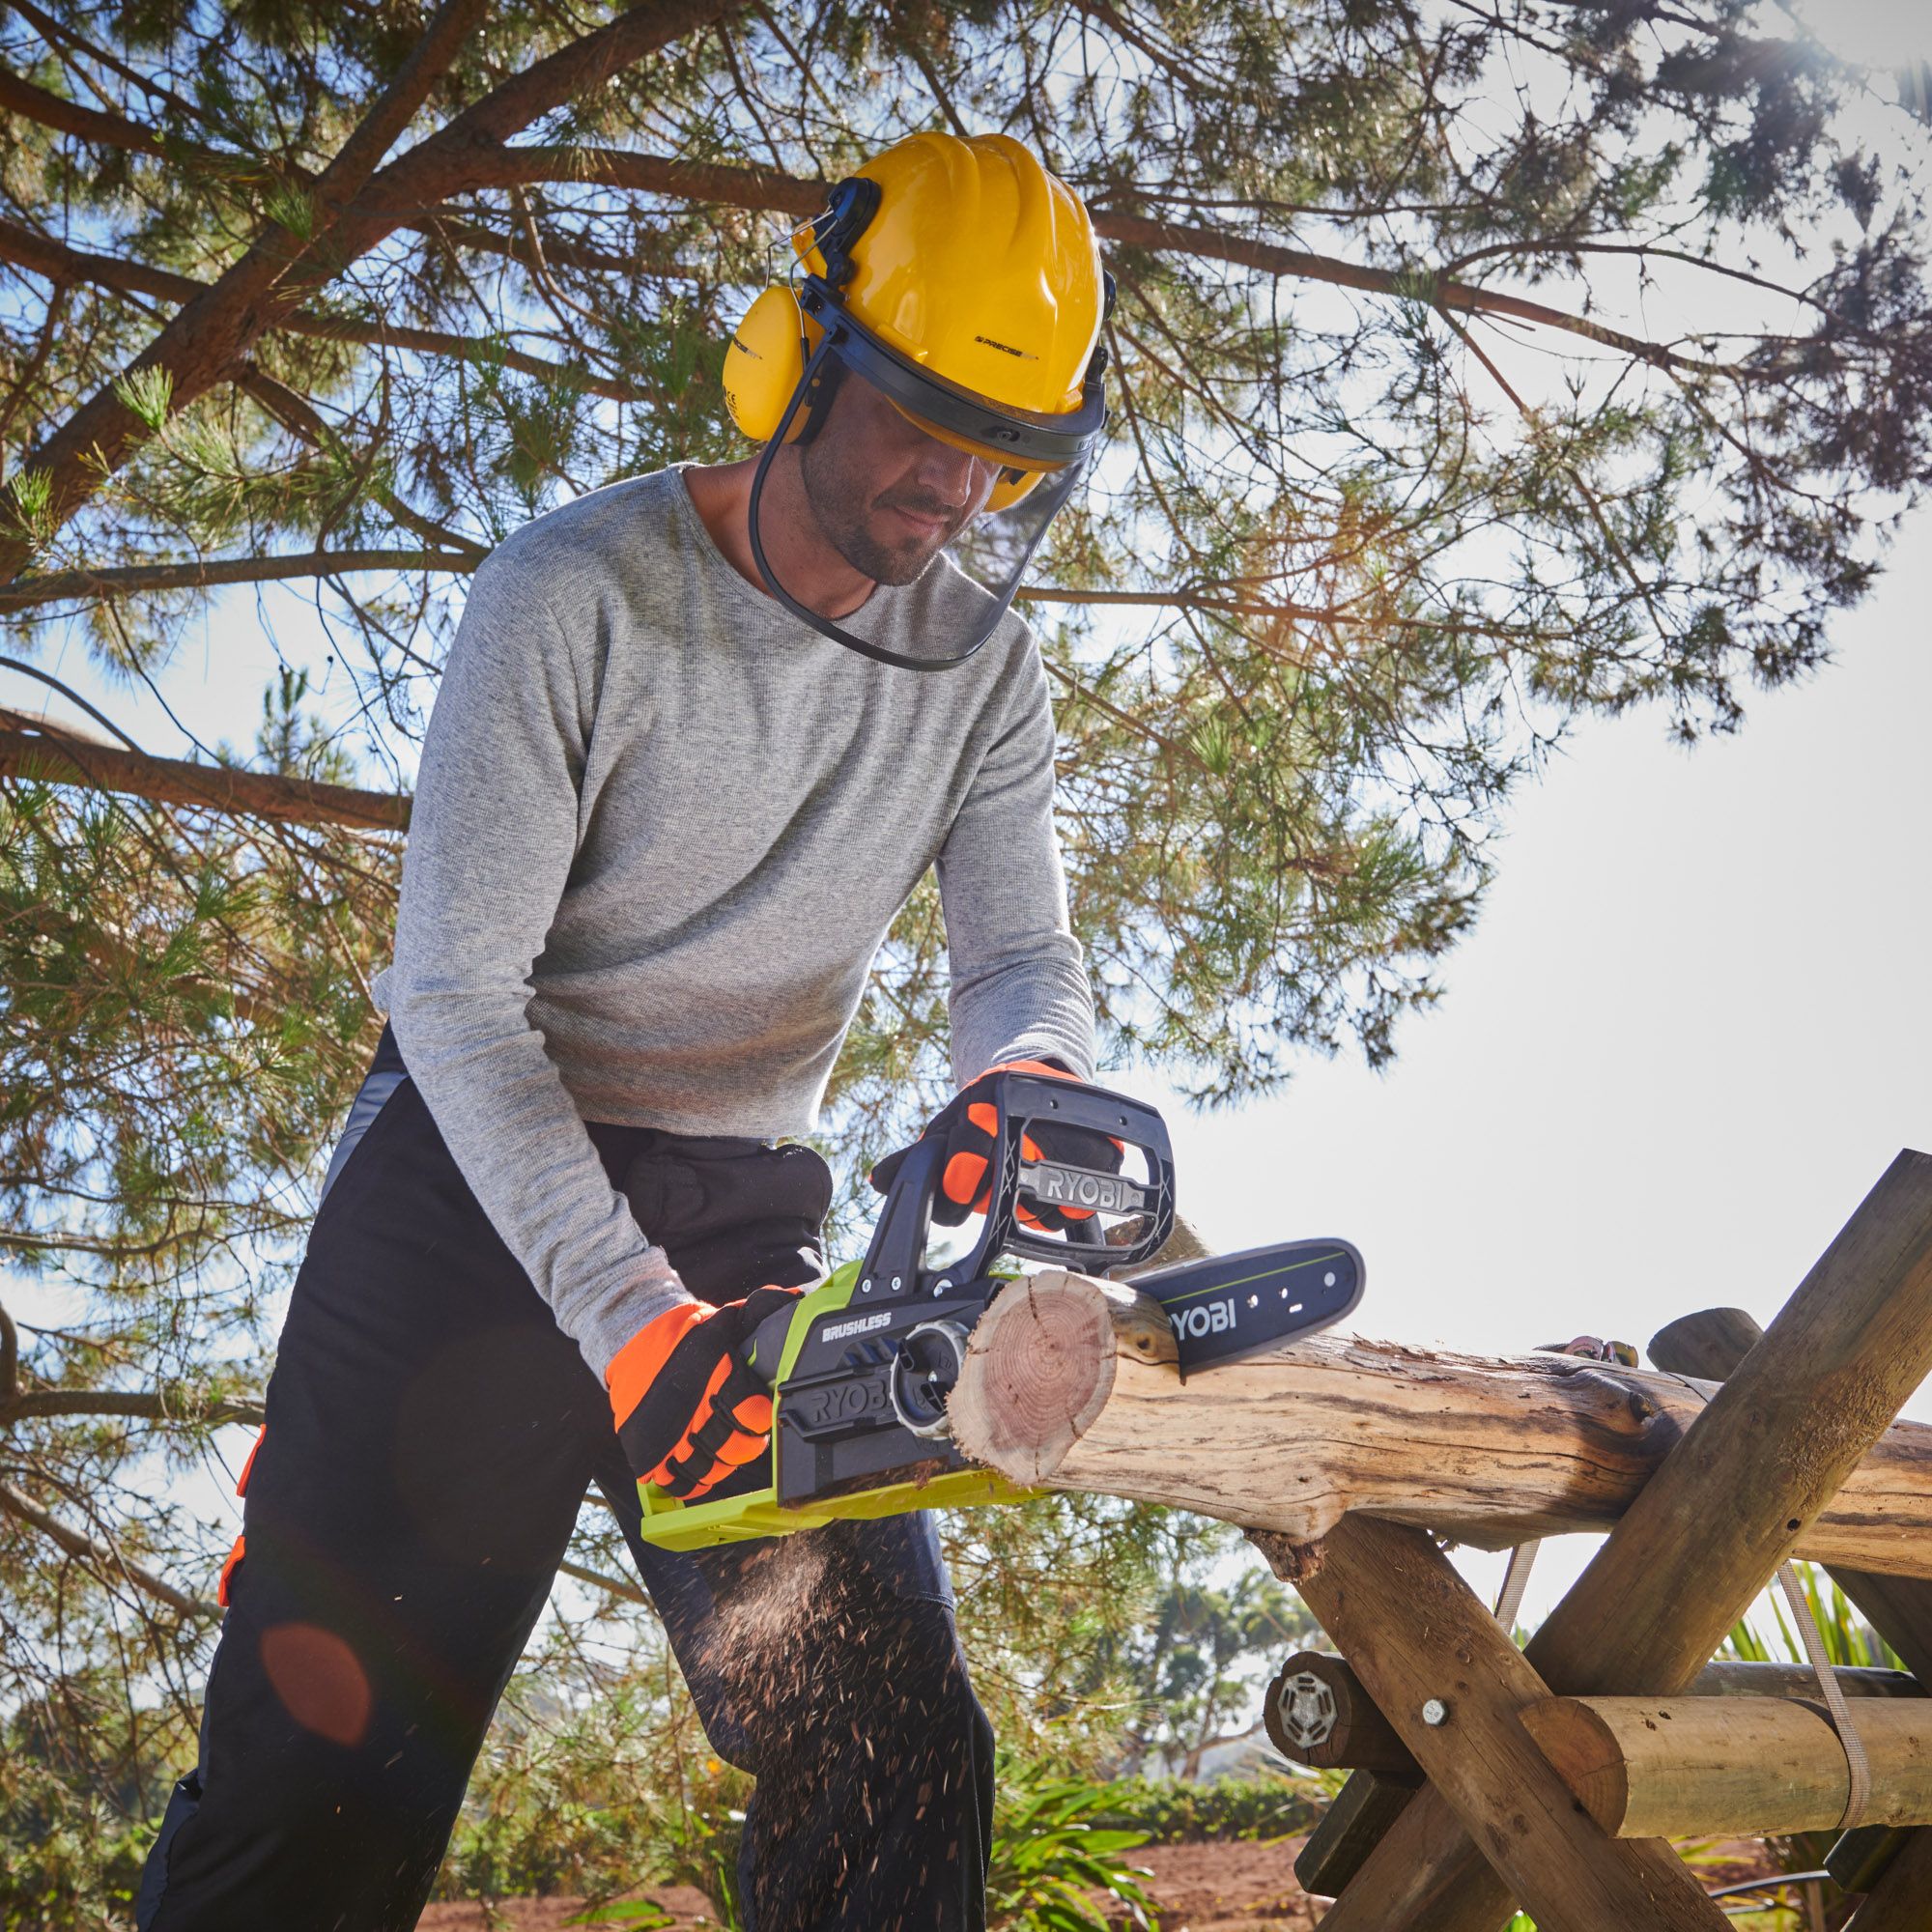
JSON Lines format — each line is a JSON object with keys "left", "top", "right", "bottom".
{"left": 416, "top": 1833, "right": 1783, "bottom": 1929}
{"left": 416, "top": 1838, "right": 1321, "bottom": 1929}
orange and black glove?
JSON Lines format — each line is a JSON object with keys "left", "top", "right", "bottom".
{"left": 867, "top": 1059, "right": 1123, "bottom": 1231}
{"left": 606, "top": 1286, "right": 803, "bottom": 1500}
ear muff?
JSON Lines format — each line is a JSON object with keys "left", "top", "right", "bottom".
{"left": 724, "top": 285, "right": 814, "bottom": 444}
{"left": 987, "top": 467, "right": 1046, "bottom": 512}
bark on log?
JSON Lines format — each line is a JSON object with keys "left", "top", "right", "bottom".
{"left": 1269, "top": 1650, "right": 1922, "bottom": 1776}
{"left": 948, "top": 1270, "right": 1932, "bottom": 1580}
{"left": 1520, "top": 1694, "right": 1932, "bottom": 1837}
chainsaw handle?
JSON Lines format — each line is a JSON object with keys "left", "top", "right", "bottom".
{"left": 959, "top": 1070, "right": 1177, "bottom": 1277}
{"left": 742, "top": 1299, "right": 802, "bottom": 1384}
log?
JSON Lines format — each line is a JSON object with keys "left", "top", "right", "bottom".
{"left": 1303, "top": 1146, "right": 1932, "bottom": 1932}
{"left": 1520, "top": 1694, "right": 1932, "bottom": 1837}
{"left": 948, "top": 1272, "right": 1932, "bottom": 1580}
{"left": 1293, "top": 1516, "right": 1731, "bottom": 1931}
{"left": 1269, "top": 1650, "right": 1922, "bottom": 1776}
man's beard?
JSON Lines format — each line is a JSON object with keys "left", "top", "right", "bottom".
{"left": 800, "top": 430, "right": 957, "bottom": 587}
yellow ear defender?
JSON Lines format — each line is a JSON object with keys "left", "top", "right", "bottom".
{"left": 723, "top": 286, "right": 818, "bottom": 446}
{"left": 724, "top": 286, "right": 1046, "bottom": 507}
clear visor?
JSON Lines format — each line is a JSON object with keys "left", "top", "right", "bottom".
{"left": 746, "top": 334, "right": 1093, "bottom": 672}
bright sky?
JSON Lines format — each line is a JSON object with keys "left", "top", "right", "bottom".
{"left": 1787, "top": 0, "right": 1928, "bottom": 73}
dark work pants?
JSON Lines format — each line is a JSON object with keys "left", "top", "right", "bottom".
{"left": 136, "top": 1029, "right": 993, "bottom": 1931}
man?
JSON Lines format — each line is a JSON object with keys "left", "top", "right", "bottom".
{"left": 137, "top": 130, "right": 1113, "bottom": 1931}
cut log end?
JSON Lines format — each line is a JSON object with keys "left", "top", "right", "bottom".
{"left": 950, "top": 1270, "right": 1173, "bottom": 1484}
{"left": 1517, "top": 1697, "right": 1635, "bottom": 1833}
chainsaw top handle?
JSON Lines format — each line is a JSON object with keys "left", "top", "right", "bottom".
{"left": 870, "top": 1070, "right": 1177, "bottom": 1293}
{"left": 736, "top": 1073, "right": 1176, "bottom": 1386}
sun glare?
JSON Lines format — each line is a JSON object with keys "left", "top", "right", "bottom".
{"left": 1784, "top": 0, "right": 1928, "bottom": 74}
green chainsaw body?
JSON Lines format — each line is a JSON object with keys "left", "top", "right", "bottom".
{"left": 634, "top": 1071, "right": 1364, "bottom": 1552}
{"left": 635, "top": 1261, "right": 1040, "bottom": 1550}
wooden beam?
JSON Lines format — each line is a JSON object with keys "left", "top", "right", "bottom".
{"left": 1275, "top": 1148, "right": 1932, "bottom": 1932}
{"left": 1270, "top": 1649, "right": 1922, "bottom": 1776}
{"left": 1291, "top": 1516, "right": 1729, "bottom": 1931}
{"left": 1520, "top": 1694, "right": 1932, "bottom": 1836}
{"left": 1846, "top": 1826, "right": 1932, "bottom": 1928}
{"left": 949, "top": 1272, "right": 1932, "bottom": 1580}
{"left": 1650, "top": 1303, "right": 1932, "bottom": 1907}
{"left": 1647, "top": 1306, "right": 1932, "bottom": 1689}
{"left": 1293, "top": 1770, "right": 1422, "bottom": 1898}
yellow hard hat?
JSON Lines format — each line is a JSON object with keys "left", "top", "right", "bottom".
{"left": 723, "top": 132, "right": 1113, "bottom": 672}
{"left": 724, "top": 132, "right": 1113, "bottom": 509}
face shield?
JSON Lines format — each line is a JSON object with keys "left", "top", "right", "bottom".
{"left": 746, "top": 277, "right": 1106, "bottom": 671}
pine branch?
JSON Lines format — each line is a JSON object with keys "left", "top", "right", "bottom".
{"left": 558, "top": 1557, "right": 648, "bottom": 1605}
{"left": 0, "top": 215, "right": 652, "bottom": 402}
{"left": 0, "top": 707, "right": 412, "bottom": 829}
{"left": 2, "top": 0, "right": 491, "bottom": 577}
{"left": 234, "top": 363, "right": 487, "bottom": 561}
{"left": 3, "top": 0, "right": 748, "bottom": 582}
{"left": 465, "top": 143, "right": 822, "bottom": 215}
{"left": 0, "top": 1474, "right": 218, "bottom": 1620}
{"left": 0, "top": 212, "right": 193, "bottom": 304}
{"left": 0, "top": 1386, "right": 265, "bottom": 1427}
{"left": 467, "top": 147, "right": 1739, "bottom": 374}
{"left": 0, "top": 552, "right": 471, "bottom": 611}
{"left": 0, "top": 64, "right": 170, "bottom": 161}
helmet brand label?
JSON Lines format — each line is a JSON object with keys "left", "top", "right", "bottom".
{"left": 974, "top": 333, "right": 1039, "bottom": 361}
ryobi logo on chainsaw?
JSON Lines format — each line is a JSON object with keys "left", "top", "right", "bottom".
{"left": 1019, "top": 1161, "right": 1148, "bottom": 1216}
{"left": 1172, "top": 1298, "right": 1237, "bottom": 1340}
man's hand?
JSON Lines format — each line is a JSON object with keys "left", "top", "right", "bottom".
{"left": 606, "top": 1286, "right": 804, "bottom": 1499}
{"left": 868, "top": 1059, "right": 1123, "bottom": 1230}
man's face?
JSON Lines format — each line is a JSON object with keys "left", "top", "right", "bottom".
{"left": 798, "top": 364, "right": 1003, "bottom": 585}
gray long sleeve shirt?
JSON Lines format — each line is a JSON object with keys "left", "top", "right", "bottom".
{"left": 370, "top": 464, "right": 1095, "bottom": 1378}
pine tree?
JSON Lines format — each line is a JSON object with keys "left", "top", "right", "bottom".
{"left": 3, "top": 2, "right": 1930, "bottom": 1912}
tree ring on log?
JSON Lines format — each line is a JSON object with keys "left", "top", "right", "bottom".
{"left": 954, "top": 1271, "right": 1125, "bottom": 1482}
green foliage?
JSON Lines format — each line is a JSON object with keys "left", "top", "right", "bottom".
{"left": 566, "top": 1904, "right": 676, "bottom": 1928}
{"left": 110, "top": 366, "right": 173, "bottom": 434}
{"left": 986, "top": 1754, "right": 1158, "bottom": 1932}
{"left": 1094, "top": 1766, "right": 1332, "bottom": 1844}
{"left": 1722, "top": 1562, "right": 1905, "bottom": 1671}
{"left": 0, "top": 1684, "right": 194, "bottom": 1931}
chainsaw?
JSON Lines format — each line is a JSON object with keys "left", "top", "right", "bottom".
{"left": 635, "top": 1069, "right": 1364, "bottom": 1550}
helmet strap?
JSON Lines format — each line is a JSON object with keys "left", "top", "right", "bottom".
{"left": 792, "top": 353, "right": 844, "bottom": 450}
